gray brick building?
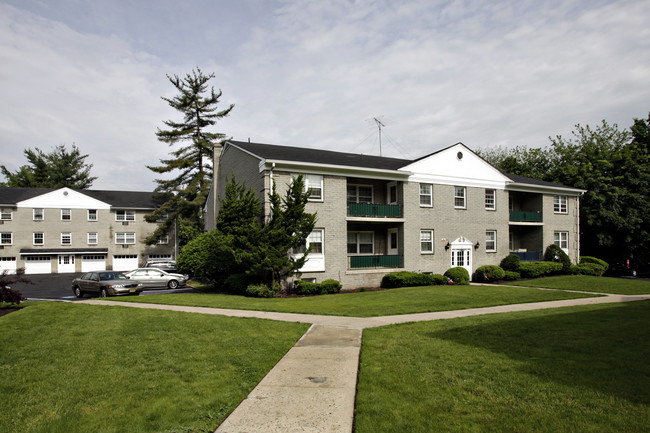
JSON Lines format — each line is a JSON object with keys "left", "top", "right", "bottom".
{"left": 206, "top": 141, "right": 584, "bottom": 289}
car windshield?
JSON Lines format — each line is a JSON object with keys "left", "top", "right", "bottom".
{"left": 99, "top": 272, "right": 128, "bottom": 281}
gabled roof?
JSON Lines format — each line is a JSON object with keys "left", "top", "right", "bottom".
{"left": 0, "top": 187, "right": 165, "bottom": 209}
{"left": 228, "top": 140, "right": 411, "bottom": 171}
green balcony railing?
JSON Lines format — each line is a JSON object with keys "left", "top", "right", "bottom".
{"left": 349, "top": 255, "right": 402, "bottom": 269}
{"left": 510, "top": 211, "right": 542, "bottom": 222}
{"left": 348, "top": 202, "right": 402, "bottom": 218}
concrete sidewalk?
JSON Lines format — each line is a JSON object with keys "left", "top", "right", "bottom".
{"left": 74, "top": 293, "right": 650, "bottom": 433}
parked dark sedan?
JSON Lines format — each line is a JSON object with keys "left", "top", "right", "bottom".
{"left": 72, "top": 271, "right": 143, "bottom": 298}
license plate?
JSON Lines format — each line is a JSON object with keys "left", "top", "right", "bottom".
{"left": 129, "top": 288, "right": 136, "bottom": 293}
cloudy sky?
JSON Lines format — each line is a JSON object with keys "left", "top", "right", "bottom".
{"left": 1, "top": 0, "right": 648, "bottom": 191}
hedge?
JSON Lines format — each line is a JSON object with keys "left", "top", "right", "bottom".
{"left": 245, "top": 282, "right": 281, "bottom": 298}
{"left": 444, "top": 267, "right": 470, "bottom": 285}
{"left": 544, "top": 244, "right": 572, "bottom": 272}
{"left": 500, "top": 254, "right": 521, "bottom": 272}
{"left": 473, "top": 265, "right": 506, "bottom": 283}
{"left": 381, "top": 271, "right": 448, "bottom": 288}
{"left": 580, "top": 256, "right": 609, "bottom": 273}
{"left": 295, "top": 279, "right": 342, "bottom": 295}
{"left": 518, "top": 261, "right": 563, "bottom": 279}
{"left": 503, "top": 271, "right": 521, "bottom": 281}
{"left": 571, "top": 263, "right": 606, "bottom": 276}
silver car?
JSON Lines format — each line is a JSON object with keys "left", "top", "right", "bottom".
{"left": 72, "top": 271, "right": 143, "bottom": 298}
{"left": 124, "top": 268, "right": 188, "bottom": 289}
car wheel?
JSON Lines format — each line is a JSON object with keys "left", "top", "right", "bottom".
{"left": 167, "top": 280, "right": 179, "bottom": 290}
{"left": 100, "top": 288, "right": 108, "bottom": 298}
{"left": 73, "top": 286, "right": 84, "bottom": 298}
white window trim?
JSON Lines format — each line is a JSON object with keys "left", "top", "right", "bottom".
{"left": 157, "top": 235, "right": 169, "bottom": 245}
{"left": 33, "top": 232, "right": 44, "bottom": 245}
{"left": 419, "top": 184, "right": 433, "bottom": 207}
{"left": 347, "top": 184, "right": 374, "bottom": 204}
{"left": 0, "top": 232, "right": 12, "bottom": 245}
{"left": 87, "top": 232, "right": 98, "bottom": 245}
{"left": 420, "top": 229, "right": 434, "bottom": 254}
{"left": 347, "top": 231, "right": 374, "bottom": 255}
{"left": 88, "top": 209, "right": 98, "bottom": 221}
{"left": 554, "top": 231, "right": 569, "bottom": 251}
{"left": 61, "top": 232, "right": 72, "bottom": 245}
{"left": 485, "top": 189, "right": 496, "bottom": 211}
{"left": 486, "top": 230, "right": 497, "bottom": 252}
{"left": 554, "top": 195, "right": 568, "bottom": 214}
{"left": 115, "top": 232, "right": 136, "bottom": 244}
{"left": 33, "top": 208, "right": 44, "bottom": 221}
{"left": 115, "top": 210, "right": 136, "bottom": 221}
{"left": 454, "top": 187, "right": 466, "bottom": 209}
{"left": 0, "top": 208, "right": 12, "bottom": 221}
{"left": 61, "top": 209, "right": 71, "bottom": 221}
{"left": 387, "top": 182, "right": 398, "bottom": 204}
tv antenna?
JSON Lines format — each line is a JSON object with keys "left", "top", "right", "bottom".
{"left": 373, "top": 117, "right": 385, "bottom": 156}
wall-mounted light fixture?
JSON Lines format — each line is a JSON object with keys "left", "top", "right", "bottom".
{"left": 474, "top": 242, "right": 480, "bottom": 250}
{"left": 445, "top": 242, "right": 451, "bottom": 251}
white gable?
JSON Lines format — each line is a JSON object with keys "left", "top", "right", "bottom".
{"left": 17, "top": 188, "right": 111, "bottom": 209}
{"left": 402, "top": 143, "right": 510, "bottom": 189}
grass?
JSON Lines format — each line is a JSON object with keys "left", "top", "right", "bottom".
{"left": 356, "top": 301, "right": 650, "bottom": 433}
{"left": 0, "top": 302, "right": 308, "bottom": 433}
{"left": 112, "top": 284, "right": 598, "bottom": 317}
{"left": 506, "top": 275, "right": 650, "bottom": 295}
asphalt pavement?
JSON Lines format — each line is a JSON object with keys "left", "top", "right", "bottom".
{"left": 9, "top": 273, "right": 196, "bottom": 300}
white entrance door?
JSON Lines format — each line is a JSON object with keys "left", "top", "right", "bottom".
{"left": 450, "top": 237, "right": 473, "bottom": 280}
{"left": 58, "top": 255, "right": 76, "bottom": 273}
{"left": 387, "top": 228, "right": 399, "bottom": 256}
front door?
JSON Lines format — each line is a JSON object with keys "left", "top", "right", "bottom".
{"left": 58, "top": 255, "right": 76, "bottom": 273}
{"left": 450, "top": 237, "right": 473, "bottom": 280}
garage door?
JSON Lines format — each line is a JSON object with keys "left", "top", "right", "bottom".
{"left": 113, "top": 255, "right": 138, "bottom": 271}
{"left": 0, "top": 257, "right": 17, "bottom": 274}
{"left": 82, "top": 255, "right": 106, "bottom": 272}
{"left": 25, "top": 256, "right": 52, "bottom": 274}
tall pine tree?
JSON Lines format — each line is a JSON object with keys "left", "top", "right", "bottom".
{"left": 145, "top": 68, "right": 234, "bottom": 245}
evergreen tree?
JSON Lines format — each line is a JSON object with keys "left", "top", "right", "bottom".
{"left": 145, "top": 68, "right": 234, "bottom": 245}
{"left": 1, "top": 144, "right": 96, "bottom": 189}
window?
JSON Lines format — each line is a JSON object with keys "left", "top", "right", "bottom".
{"left": 33, "top": 232, "right": 44, "bottom": 245}
{"left": 554, "top": 231, "right": 569, "bottom": 250}
{"left": 61, "top": 232, "right": 72, "bottom": 245}
{"left": 304, "top": 174, "right": 323, "bottom": 201}
{"left": 294, "top": 229, "right": 324, "bottom": 255}
{"left": 347, "top": 185, "right": 373, "bottom": 203}
{"left": 33, "top": 208, "right": 44, "bottom": 221}
{"left": 420, "top": 230, "right": 433, "bottom": 254}
{"left": 115, "top": 210, "right": 136, "bottom": 221}
{"left": 554, "top": 195, "right": 568, "bottom": 213}
{"left": 0, "top": 208, "right": 12, "bottom": 221}
{"left": 115, "top": 232, "right": 136, "bottom": 244}
{"left": 419, "top": 184, "right": 433, "bottom": 207}
{"left": 454, "top": 187, "right": 466, "bottom": 209}
{"left": 388, "top": 183, "right": 398, "bottom": 204}
{"left": 486, "top": 230, "right": 497, "bottom": 252}
{"left": 485, "top": 189, "right": 496, "bottom": 210}
{"left": 61, "top": 209, "right": 71, "bottom": 221}
{"left": 0, "top": 233, "right": 12, "bottom": 245}
{"left": 347, "top": 232, "right": 373, "bottom": 255}
{"left": 88, "top": 209, "right": 97, "bottom": 221}
{"left": 157, "top": 235, "right": 169, "bottom": 245}
{"left": 88, "top": 232, "right": 98, "bottom": 245}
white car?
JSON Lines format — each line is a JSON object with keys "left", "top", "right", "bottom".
{"left": 124, "top": 268, "right": 188, "bottom": 289}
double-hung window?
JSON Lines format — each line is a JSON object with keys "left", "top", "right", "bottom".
{"left": 485, "top": 189, "right": 496, "bottom": 210}
{"left": 157, "top": 235, "right": 169, "bottom": 245}
{"left": 0, "top": 208, "right": 12, "bottom": 221}
{"left": 554, "top": 231, "right": 569, "bottom": 251}
{"left": 486, "top": 230, "right": 497, "bottom": 252}
{"left": 554, "top": 195, "right": 568, "bottom": 213}
{"left": 294, "top": 229, "right": 324, "bottom": 255}
{"left": 61, "top": 232, "right": 72, "bottom": 245}
{"left": 293, "top": 174, "right": 324, "bottom": 201}
{"left": 454, "top": 187, "right": 466, "bottom": 209}
{"left": 419, "top": 184, "right": 433, "bottom": 207}
{"left": 88, "top": 209, "right": 98, "bottom": 221}
{"left": 33, "top": 208, "right": 44, "bottom": 221}
{"left": 61, "top": 209, "right": 71, "bottom": 221}
{"left": 347, "top": 185, "right": 373, "bottom": 203}
{"left": 87, "top": 232, "right": 98, "bottom": 245}
{"left": 0, "top": 233, "right": 12, "bottom": 245}
{"left": 420, "top": 230, "right": 433, "bottom": 254}
{"left": 115, "top": 232, "right": 136, "bottom": 244}
{"left": 33, "top": 232, "right": 44, "bottom": 245}
{"left": 347, "top": 232, "right": 373, "bottom": 255}
{"left": 116, "top": 210, "right": 135, "bottom": 221}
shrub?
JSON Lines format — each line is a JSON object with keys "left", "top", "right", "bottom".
{"left": 500, "top": 254, "right": 521, "bottom": 272}
{"left": 0, "top": 269, "right": 30, "bottom": 305}
{"left": 473, "top": 265, "right": 506, "bottom": 283}
{"left": 0, "top": 287, "right": 27, "bottom": 305}
{"left": 571, "top": 263, "right": 606, "bottom": 276}
{"left": 320, "top": 279, "right": 342, "bottom": 294}
{"left": 381, "top": 272, "right": 448, "bottom": 288}
{"left": 223, "top": 273, "right": 258, "bottom": 294}
{"left": 245, "top": 282, "right": 280, "bottom": 298}
{"left": 294, "top": 279, "right": 342, "bottom": 295}
{"left": 519, "top": 261, "right": 563, "bottom": 279}
{"left": 580, "top": 256, "right": 609, "bottom": 273}
{"left": 544, "top": 244, "right": 572, "bottom": 273}
{"left": 444, "top": 267, "right": 470, "bottom": 285}
{"left": 503, "top": 271, "right": 521, "bottom": 281}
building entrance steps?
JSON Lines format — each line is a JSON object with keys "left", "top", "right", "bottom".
{"left": 215, "top": 324, "right": 362, "bottom": 433}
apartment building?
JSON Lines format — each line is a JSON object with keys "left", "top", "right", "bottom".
{"left": 206, "top": 140, "right": 584, "bottom": 288}
{"left": 0, "top": 187, "right": 175, "bottom": 274}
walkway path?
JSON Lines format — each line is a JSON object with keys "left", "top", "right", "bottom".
{"left": 76, "top": 292, "right": 650, "bottom": 433}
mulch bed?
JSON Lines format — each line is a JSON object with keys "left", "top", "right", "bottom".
{"left": 0, "top": 307, "right": 22, "bottom": 318}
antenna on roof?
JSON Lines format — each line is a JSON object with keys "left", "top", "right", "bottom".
{"left": 373, "top": 117, "right": 385, "bottom": 157}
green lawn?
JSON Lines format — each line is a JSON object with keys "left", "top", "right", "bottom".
{"left": 506, "top": 275, "right": 650, "bottom": 295}
{"left": 113, "top": 284, "right": 598, "bottom": 317}
{"left": 356, "top": 301, "right": 650, "bottom": 433}
{"left": 0, "top": 302, "right": 308, "bottom": 433}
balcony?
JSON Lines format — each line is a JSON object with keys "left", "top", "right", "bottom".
{"left": 348, "top": 203, "right": 402, "bottom": 218}
{"left": 510, "top": 211, "right": 542, "bottom": 222}
{"left": 349, "top": 255, "right": 402, "bottom": 269}
{"left": 511, "top": 251, "right": 542, "bottom": 262}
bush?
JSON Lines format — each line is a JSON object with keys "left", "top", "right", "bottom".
{"left": 503, "top": 271, "right": 521, "bottom": 281}
{"left": 381, "top": 271, "right": 448, "bottom": 288}
{"left": 444, "top": 267, "right": 470, "bottom": 285}
{"left": 571, "top": 263, "right": 606, "bottom": 276}
{"left": 544, "top": 244, "right": 572, "bottom": 273}
{"left": 0, "top": 287, "right": 27, "bottom": 305}
{"left": 295, "top": 279, "right": 342, "bottom": 295}
{"left": 519, "top": 261, "right": 563, "bottom": 279}
{"left": 245, "top": 282, "right": 280, "bottom": 298}
{"left": 223, "top": 273, "right": 258, "bottom": 294}
{"left": 0, "top": 269, "right": 30, "bottom": 305}
{"left": 500, "top": 254, "right": 521, "bottom": 272}
{"left": 580, "top": 256, "right": 609, "bottom": 273}
{"left": 473, "top": 265, "right": 506, "bottom": 283}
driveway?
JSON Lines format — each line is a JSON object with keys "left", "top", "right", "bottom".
{"left": 9, "top": 273, "right": 197, "bottom": 300}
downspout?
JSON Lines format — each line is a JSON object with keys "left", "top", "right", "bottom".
{"left": 576, "top": 194, "right": 581, "bottom": 264}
